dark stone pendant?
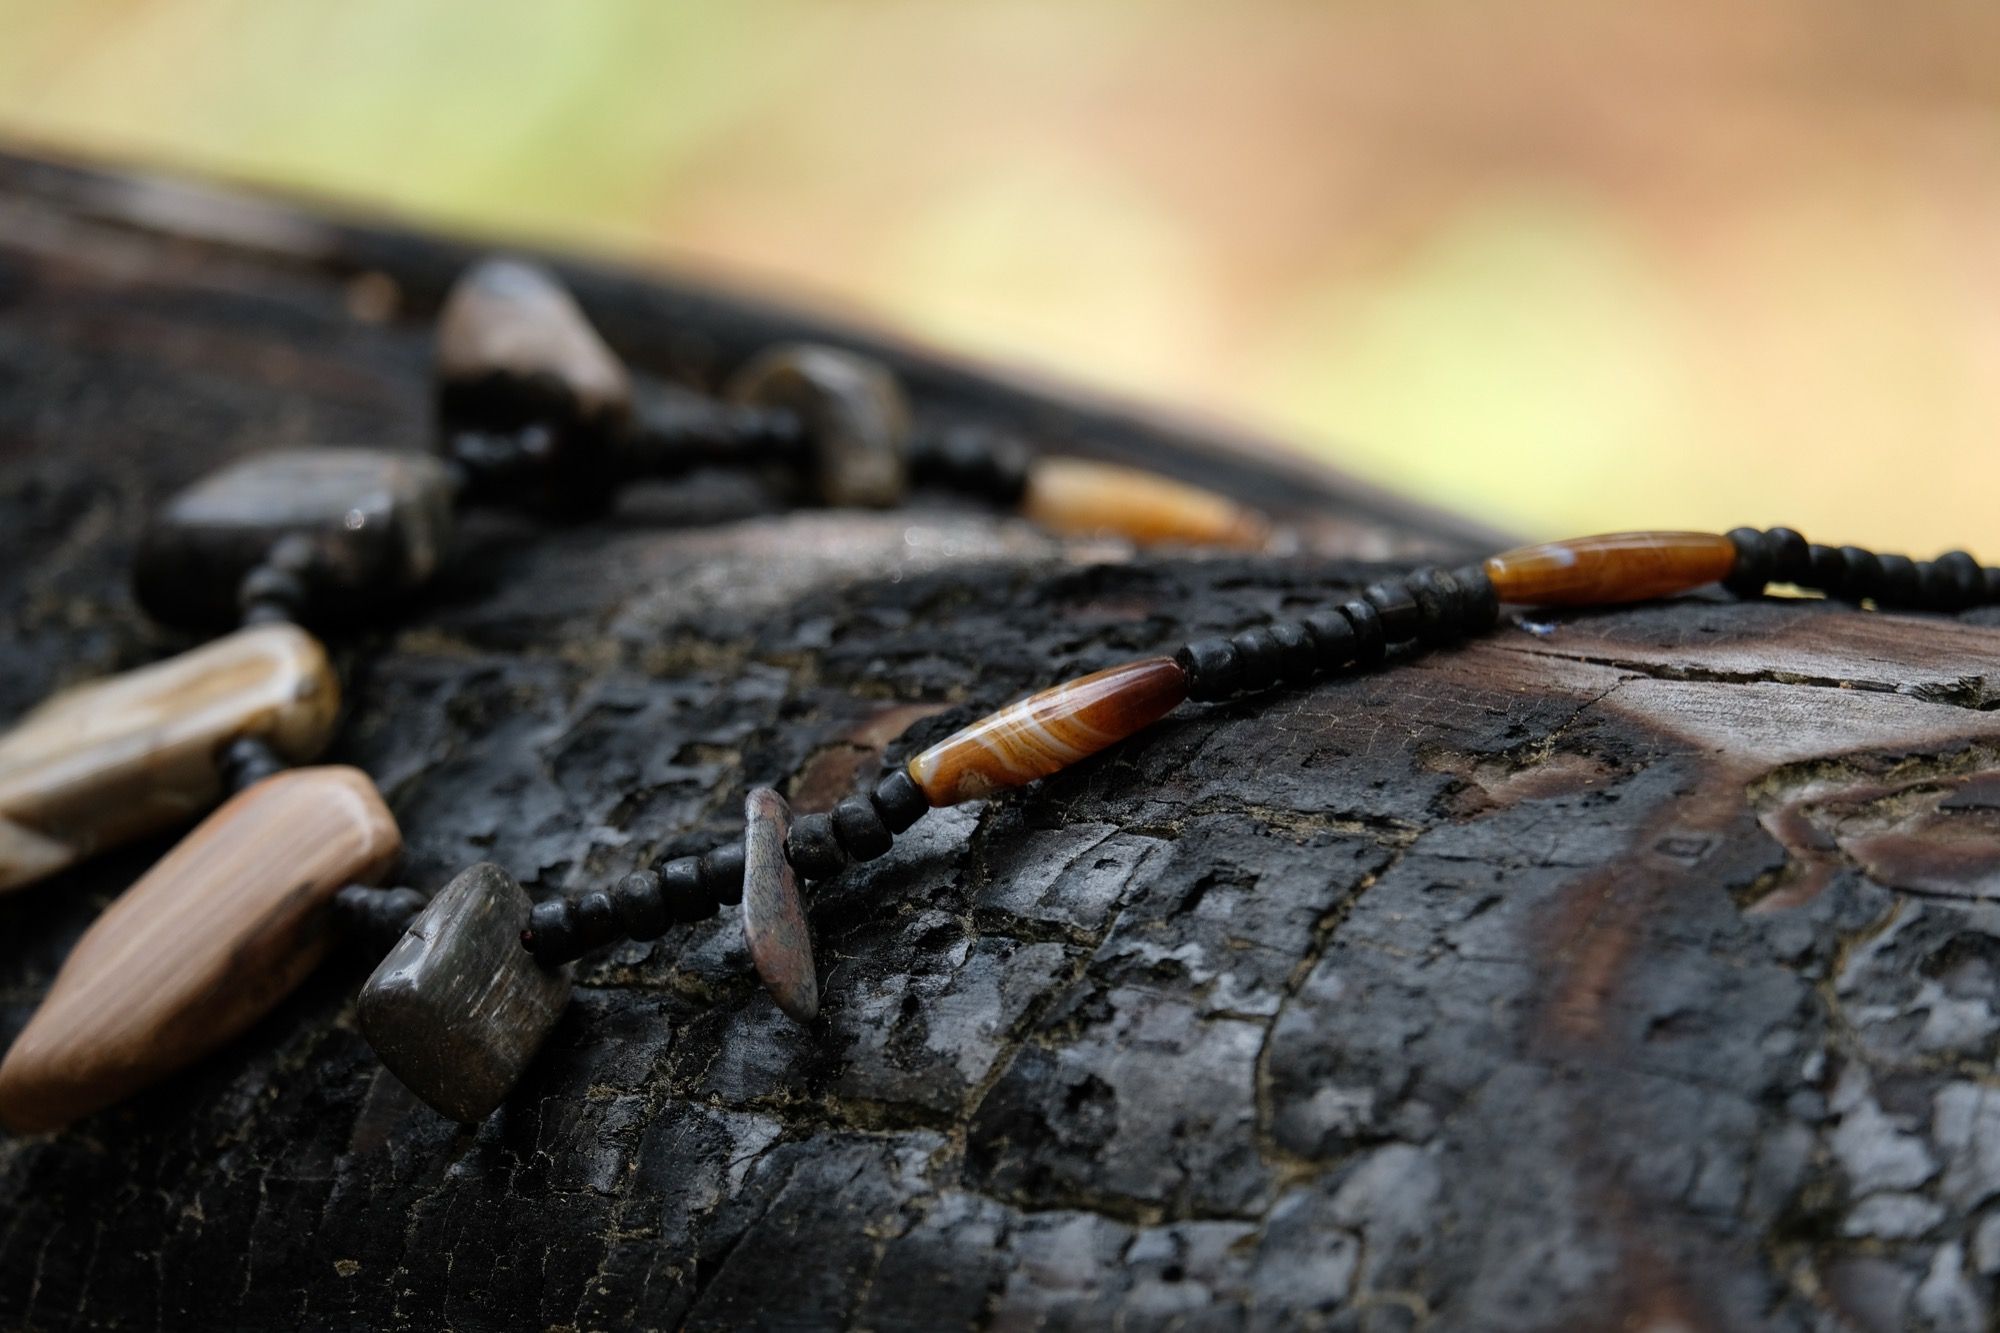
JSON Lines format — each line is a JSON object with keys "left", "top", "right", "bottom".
{"left": 742, "top": 787, "right": 818, "bottom": 1024}
{"left": 358, "top": 862, "right": 571, "bottom": 1122}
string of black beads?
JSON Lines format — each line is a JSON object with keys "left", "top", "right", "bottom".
{"left": 519, "top": 766, "right": 930, "bottom": 966}
{"left": 1726, "top": 528, "right": 2000, "bottom": 612}
{"left": 1175, "top": 563, "right": 1498, "bottom": 703}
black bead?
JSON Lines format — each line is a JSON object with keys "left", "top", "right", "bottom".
{"left": 524, "top": 897, "right": 577, "bottom": 964}
{"left": 871, "top": 769, "right": 929, "bottom": 833}
{"left": 1406, "top": 567, "right": 1461, "bottom": 645}
{"left": 1451, "top": 563, "right": 1500, "bottom": 631}
{"left": 1839, "top": 546, "right": 1882, "bottom": 601}
{"left": 218, "top": 735, "right": 286, "bottom": 793}
{"left": 1806, "top": 544, "right": 1846, "bottom": 597}
{"left": 659, "top": 855, "right": 714, "bottom": 923}
{"left": 785, "top": 812, "right": 848, "bottom": 880}
{"left": 1765, "top": 527, "right": 1811, "bottom": 585}
{"left": 1339, "top": 599, "right": 1386, "bottom": 666}
{"left": 1985, "top": 567, "right": 2000, "bottom": 605}
{"left": 1230, "top": 627, "right": 1281, "bottom": 693}
{"left": 1724, "top": 527, "right": 1771, "bottom": 597}
{"left": 611, "top": 869, "right": 670, "bottom": 940}
{"left": 572, "top": 890, "right": 620, "bottom": 949}
{"left": 1302, "top": 610, "right": 1355, "bottom": 671}
{"left": 1175, "top": 636, "right": 1242, "bottom": 701}
{"left": 1876, "top": 553, "right": 1921, "bottom": 607}
{"left": 1933, "top": 550, "right": 1982, "bottom": 610}
{"left": 699, "top": 842, "right": 747, "bottom": 906}
{"left": 1363, "top": 581, "right": 1421, "bottom": 642}
{"left": 1266, "top": 621, "right": 1317, "bottom": 685}
{"left": 237, "top": 563, "right": 309, "bottom": 624}
{"left": 832, "top": 793, "right": 894, "bottom": 861}
{"left": 378, "top": 886, "right": 430, "bottom": 934}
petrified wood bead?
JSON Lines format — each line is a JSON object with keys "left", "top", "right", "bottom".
{"left": 1018, "top": 457, "right": 1269, "bottom": 549}
{"left": 0, "top": 624, "right": 340, "bottom": 893}
{"left": 0, "top": 766, "right": 400, "bottom": 1132}
{"left": 1483, "top": 531, "right": 1739, "bottom": 607}
{"left": 726, "top": 343, "right": 912, "bottom": 508}
{"left": 435, "top": 257, "right": 632, "bottom": 424}
{"left": 742, "top": 787, "right": 817, "bottom": 1024}
{"left": 135, "top": 447, "right": 456, "bottom": 628}
{"left": 906, "top": 657, "right": 1189, "bottom": 806}
{"left": 358, "top": 862, "right": 571, "bottom": 1123}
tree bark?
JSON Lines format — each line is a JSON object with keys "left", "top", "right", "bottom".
{"left": 2, "top": 153, "right": 1997, "bottom": 1333}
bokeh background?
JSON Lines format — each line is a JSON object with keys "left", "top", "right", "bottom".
{"left": 2, "top": 0, "right": 1997, "bottom": 550}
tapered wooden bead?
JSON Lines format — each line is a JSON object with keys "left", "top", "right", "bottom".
{"left": 0, "top": 624, "right": 340, "bottom": 893}
{"left": 1483, "top": 531, "right": 1738, "bottom": 607}
{"left": 906, "top": 658, "right": 1188, "bottom": 807}
{"left": 1019, "top": 458, "right": 1269, "bottom": 549}
{"left": 742, "top": 788, "right": 817, "bottom": 1024}
{"left": 0, "top": 766, "right": 400, "bottom": 1132}
{"left": 359, "top": 862, "right": 571, "bottom": 1123}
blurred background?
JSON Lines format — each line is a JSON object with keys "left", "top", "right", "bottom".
{"left": 1, "top": 0, "right": 1996, "bottom": 550}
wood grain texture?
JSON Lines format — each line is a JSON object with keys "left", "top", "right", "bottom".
{"left": 0, "top": 623, "right": 340, "bottom": 892}
{"left": 1484, "top": 530, "right": 1738, "bottom": 605}
{"left": 0, "top": 766, "right": 400, "bottom": 1132}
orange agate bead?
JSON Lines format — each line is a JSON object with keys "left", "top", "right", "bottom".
{"left": 1483, "top": 531, "right": 1737, "bottom": 607}
{"left": 1020, "top": 458, "right": 1269, "bottom": 549}
{"left": 907, "top": 657, "right": 1189, "bottom": 806}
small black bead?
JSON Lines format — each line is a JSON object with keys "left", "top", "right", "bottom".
{"left": 572, "top": 889, "right": 620, "bottom": 949}
{"left": 1339, "top": 599, "right": 1386, "bottom": 666}
{"left": 983, "top": 435, "right": 1033, "bottom": 506}
{"left": 1806, "top": 544, "right": 1846, "bottom": 597}
{"left": 1363, "top": 581, "right": 1421, "bottom": 642}
{"left": 611, "top": 868, "right": 670, "bottom": 940}
{"left": 237, "top": 564, "right": 309, "bottom": 623}
{"left": 659, "top": 855, "right": 714, "bottom": 922}
{"left": 1406, "top": 567, "right": 1461, "bottom": 646}
{"left": 1176, "top": 636, "right": 1243, "bottom": 701}
{"left": 1985, "top": 567, "right": 2000, "bottom": 605}
{"left": 1839, "top": 546, "right": 1882, "bottom": 601}
{"left": 1876, "top": 553, "right": 1921, "bottom": 607}
{"left": 524, "top": 897, "right": 577, "bottom": 964}
{"left": 1724, "top": 527, "right": 1772, "bottom": 597}
{"left": 870, "top": 770, "right": 929, "bottom": 832}
{"left": 785, "top": 812, "right": 848, "bottom": 880}
{"left": 378, "top": 886, "right": 430, "bottom": 934}
{"left": 1450, "top": 563, "right": 1500, "bottom": 631}
{"left": 1765, "top": 527, "right": 1811, "bottom": 585}
{"left": 699, "top": 842, "right": 747, "bottom": 906}
{"left": 832, "top": 793, "right": 894, "bottom": 861}
{"left": 218, "top": 735, "right": 286, "bottom": 793}
{"left": 1230, "top": 627, "right": 1281, "bottom": 693}
{"left": 1266, "top": 621, "right": 1317, "bottom": 685}
{"left": 1302, "top": 610, "right": 1355, "bottom": 671}
{"left": 1933, "top": 550, "right": 1982, "bottom": 610}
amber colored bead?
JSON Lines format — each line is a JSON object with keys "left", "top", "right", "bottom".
{"left": 1018, "top": 458, "right": 1269, "bottom": 549}
{"left": 1482, "top": 531, "right": 1738, "bottom": 607}
{"left": 906, "top": 658, "right": 1189, "bottom": 806}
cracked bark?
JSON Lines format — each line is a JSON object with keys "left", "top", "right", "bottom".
{"left": 4, "top": 153, "right": 2000, "bottom": 1332}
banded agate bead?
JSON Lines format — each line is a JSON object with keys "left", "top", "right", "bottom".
{"left": 0, "top": 624, "right": 340, "bottom": 893}
{"left": 1483, "top": 531, "right": 1738, "bottom": 607}
{"left": 0, "top": 766, "right": 401, "bottom": 1132}
{"left": 1019, "top": 458, "right": 1269, "bottom": 549}
{"left": 907, "top": 658, "right": 1188, "bottom": 807}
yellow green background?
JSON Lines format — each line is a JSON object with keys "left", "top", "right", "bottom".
{"left": 4, "top": 0, "right": 1998, "bottom": 550}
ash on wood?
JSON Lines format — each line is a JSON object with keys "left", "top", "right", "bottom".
{"left": 1, "top": 152, "right": 1997, "bottom": 1332}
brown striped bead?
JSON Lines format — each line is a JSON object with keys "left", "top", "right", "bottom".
{"left": 1483, "top": 531, "right": 1738, "bottom": 607}
{"left": 906, "top": 658, "right": 1189, "bottom": 807}
{"left": 1020, "top": 458, "right": 1269, "bottom": 549}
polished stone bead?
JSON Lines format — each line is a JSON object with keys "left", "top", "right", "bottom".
{"left": 1301, "top": 610, "right": 1356, "bottom": 670}
{"left": 907, "top": 657, "right": 1189, "bottom": 806}
{"left": 699, "top": 842, "right": 746, "bottom": 906}
{"left": 1267, "top": 621, "right": 1317, "bottom": 685}
{"left": 1018, "top": 457, "right": 1269, "bottom": 549}
{"left": 1450, "top": 564, "right": 1501, "bottom": 630}
{"left": 435, "top": 258, "right": 632, "bottom": 424}
{"left": 727, "top": 344, "right": 912, "bottom": 508}
{"left": 869, "top": 770, "right": 929, "bottom": 833}
{"left": 1764, "top": 527, "right": 1812, "bottom": 585}
{"left": 658, "top": 855, "right": 713, "bottom": 923}
{"left": 0, "top": 766, "right": 400, "bottom": 1132}
{"left": 1175, "top": 637, "right": 1242, "bottom": 701}
{"left": 1877, "top": 553, "right": 1922, "bottom": 606}
{"left": 784, "top": 812, "right": 847, "bottom": 880}
{"left": 1230, "top": 627, "right": 1281, "bottom": 692}
{"left": 1340, "top": 599, "right": 1386, "bottom": 665}
{"left": 0, "top": 624, "right": 340, "bottom": 893}
{"left": 522, "top": 897, "right": 577, "bottom": 964}
{"left": 1363, "top": 581, "right": 1422, "bottom": 640}
{"left": 830, "top": 794, "right": 893, "bottom": 861}
{"left": 742, "top": 788, "right": 817, "bottom": 1024}
{"left": 1485, "top": 531, "right": 1739, "bottom": 606}
{"left": 359, "top": 862, "right": 572, "bottom": 1123}
{"left": 135, "top": 447, "right": 456, "bottom": 628}
{"left": 611, "top": 868, "right": 670, "bottom": 940}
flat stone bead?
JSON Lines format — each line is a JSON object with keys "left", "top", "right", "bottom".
{"left": 135, "top": 447, "right": 456, "bottom": 627}
{"left": 1483, "top": 531, "right": 1738, "bottom": 607}
{"left": 742, "top": 787, "right": 817, "bottom": 1024}
{"left": 726, "top": 344, "right": 911, "bottom": 508}
{"left": 358, "top": 862, "right": 572, "bottom": 1122}
{"left": 0, "top": 766, "right": 400, "bottom": 1132}
{"left": 906, "top": 657, "right": 1189, "bottom": 807}
{"left": 0, "top": 624, "right": 340, "bottom": 893}
{"left": 1018, "top": 458, "right": 1269, "bottom": 549}
{"left": 435, "top": 258, "right": 632, "bottom": 423}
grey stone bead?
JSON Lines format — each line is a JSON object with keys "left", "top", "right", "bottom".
{"left": 742, "top": 787, "right": 817, "bottom": 1025}
{"left": 136, "top": 447, "right": 454, "bottom": 629}
{"left": 726, "top": 343, "right": 911, "bottom": 508}
{"left": 358, "top": 862, "right": 572, "bottom": 1123}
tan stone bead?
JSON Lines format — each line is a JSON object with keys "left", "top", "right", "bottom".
{"left": 0, "top": 624, "right": 341, "bottom": 893}
{"left": 0, "top": 766, "right": 400, "bottom": 1133}
{"left": 907, "top": 657, "right": 1189, "bottom": 807}
{"left": 1020, "top": 458, "right": 1270, "bottom": 549}
{"left": 435, "top": 257, "right": 631, "bottom": 423}
{"left": 1484, "top": 531, "right": 1738, "bottom": 606}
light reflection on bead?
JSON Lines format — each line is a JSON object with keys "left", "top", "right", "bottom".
{"left": 1484, "top": 531, "right": 1738, "bottom": 606}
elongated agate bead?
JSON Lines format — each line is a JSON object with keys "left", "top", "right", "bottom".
{"left": 907, "top": 658, "right": 1188, "bottom": 807}
{"left": 0, "top": 624, "right": 340, "bottom": 892}
{"left": 1483, "top": 531, "right": 1738, "bottom": 607}
{"left": 1019, "top": 458, "right": 1269, "bottom": 549}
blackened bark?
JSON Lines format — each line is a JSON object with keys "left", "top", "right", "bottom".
{"left": 2, "top": 153, "right": 1998, "bottom": 1333}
